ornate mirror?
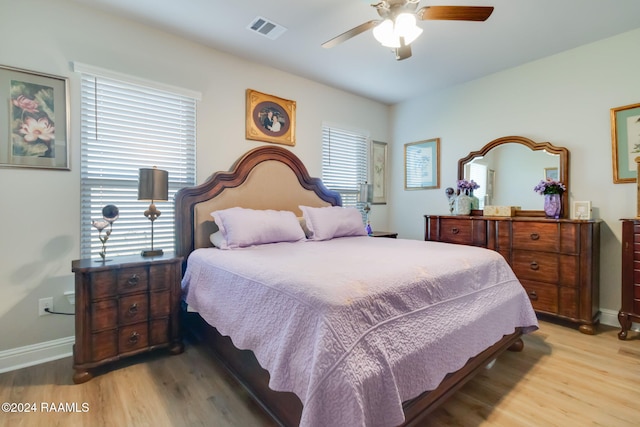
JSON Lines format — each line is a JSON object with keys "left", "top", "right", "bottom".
{"left": 458, "top": 136, "right": 569, "bottom": 217}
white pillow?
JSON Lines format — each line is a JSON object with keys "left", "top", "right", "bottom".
{"left": 209, "top": 230, "right": 225, "bottom": 248}
{"left": 299, "top": 205, "right": 368, "bottom": 241}
{"left": 211, "top": 207, "right": 306, "bottom": 249}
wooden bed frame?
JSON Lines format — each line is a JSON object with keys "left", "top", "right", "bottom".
{"left": 174, "top": 145, "right": 525, "bottom": 426}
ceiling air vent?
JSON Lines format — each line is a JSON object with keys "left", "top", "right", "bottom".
{"left": 247, "top": 16, "right": 287, "bottom": 40}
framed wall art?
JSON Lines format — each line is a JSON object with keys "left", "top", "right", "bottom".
{"left": 0, "top": 65, "right": 69, "bottom": 170}
{"left": 371, "top": 140, "right": 387, "bottom": 204}
{"left": 611, "top": 102, "right": 640, "bottom": 183}
{"left": 404, "top": 138, "right": 440, "bottom": 190}
{"left": 246, "top": 89, "right": 296, "bottom": 146}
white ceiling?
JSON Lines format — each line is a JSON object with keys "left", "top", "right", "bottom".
{"left": 72, "top": 0, "right": 640, "bottom": 105}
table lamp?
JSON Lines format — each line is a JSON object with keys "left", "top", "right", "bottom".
{"left": 138, "top": 167, "right": 168, "bottom": 257}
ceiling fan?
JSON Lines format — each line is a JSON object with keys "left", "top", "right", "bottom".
{"left": 322, "top": 1, "right": 494, "bottom": 61}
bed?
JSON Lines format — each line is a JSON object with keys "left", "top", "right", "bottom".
{"left": 175, "top": 145, "right": 538, "bottom": 427}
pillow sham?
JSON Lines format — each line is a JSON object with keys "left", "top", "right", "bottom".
{"left": 209, "top": 230, "right": 225, "bottom": 248}
{"left": 299, "top": 205, "right": 368, "bottom": 241}
{"left": 211, "top": 207, "right": 305, "bottom": 249}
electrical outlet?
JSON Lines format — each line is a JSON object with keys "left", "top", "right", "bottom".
{"left": 39, "top": 297, "right": 53, "bottom": 316}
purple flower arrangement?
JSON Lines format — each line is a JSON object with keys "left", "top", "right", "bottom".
{"left": 533, "top": 179, "right": 566, "bottom": 195}
{"left": 457, "top": 179, "right": 480, "bottom": 191}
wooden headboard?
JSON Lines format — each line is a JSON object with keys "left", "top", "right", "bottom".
{"left": 174, "top": 145, "right": 342, "bottom": 261}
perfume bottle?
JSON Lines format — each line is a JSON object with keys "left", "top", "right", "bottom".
{"left": 365, "top": 221, "right": 373, "bottom": 236}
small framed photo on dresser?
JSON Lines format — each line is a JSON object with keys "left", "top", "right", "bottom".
{"left": 571, "top": 201, "right": 592, "bottom": 220}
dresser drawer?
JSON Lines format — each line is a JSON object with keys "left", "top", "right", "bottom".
{"left": 512, "top": 222, "right": 559, "bottom": 252}
{"left": 520, "top": 280, "right": 558, "bottom": 313}
{"left": 119, "top": 323, "right": 149, "bottom": 353}
{"left": 512, "top": 250, "right": 558, "bottom": 283}
{"left": 438, "top": 218, "right": 474, "bottom": 245}
{"left": 118, "top": 294, "right": 149, "bottom": 325}
{"left": 117, "top": 266, "right": 148, "bottom": 295}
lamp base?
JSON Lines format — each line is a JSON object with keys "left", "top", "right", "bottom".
{"left": 141, "top": 249, "right": 164, "bottom": 257}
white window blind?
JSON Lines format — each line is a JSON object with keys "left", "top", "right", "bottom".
{"left": 321, "top": 125, "right": 368, "bottom": 210}
{"left": 79, "top": 73, "right": 196, "bottom": 259}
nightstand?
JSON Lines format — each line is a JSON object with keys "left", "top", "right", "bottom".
{"left": 71, "top": 253, "right": 183, "bottom": 384}
{"left": 371, "top": 231, "right": 398, "bottom": 238}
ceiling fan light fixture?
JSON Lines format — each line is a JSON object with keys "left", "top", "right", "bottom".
{"left": 395, "top": 13, "right": 423, "bottom": 45}
{"left": 373, "top": 19, "right": 400, "bottom": 48}
{"left": 373, "top": 13, "right": 423, "bottom": 49}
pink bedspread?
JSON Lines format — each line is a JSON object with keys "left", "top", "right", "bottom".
{"left": 182, "top": 236, "right": 538, "bottom": 427}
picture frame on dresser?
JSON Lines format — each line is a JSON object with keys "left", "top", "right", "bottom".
{"left": 611, "top": 102, "right": 640, "bottom": 183}
{"left": 571, "top": 201, "right": 592, "bottom": 220}
{"left": 0, "top": 64, "right": 70, "bottom": 170}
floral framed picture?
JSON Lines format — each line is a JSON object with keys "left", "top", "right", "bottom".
{"left": 371, "top": 140, "right": 387, "bottom": 204}
{"left": 404, "top": 138, "right": 440, "bottom": 190}
{"left": 611, "top": 102, "right": 640, "bottom": 183}
{"left": 246, "top": 89, "right": 296, "bottom": 146}
{"left": 0, "top": 65, "right": 69, "bottom": 170}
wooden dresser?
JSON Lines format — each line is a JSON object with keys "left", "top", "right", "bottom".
{"left": 425, "top": 215, "right": 601, "bottom": 334}
{"left": 619, "top": 219, "right": 640, "bottom": 339}
{"left": 71, "top": 253, "right": 183, "bottom": 383}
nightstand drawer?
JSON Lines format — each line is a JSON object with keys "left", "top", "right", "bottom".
{"left": 91, "top": 330, "right": 118, "bottom": 361}
{"left": 149, "top": 263, "right": 173, "bottom": 291}
{"left": 150, "top": 318, "right": 169, "bottom": 346}
{"left": 119, "top": 323, "right": 149, "bottom": 353}
{"left": 91, "top": 299, "right": 117, "bottom": 332}
{"left": 117, "top": 267, "right": 148, "bottom": 295}
{"left": 89, "top": 270, "right": 117, "bottom": 300}
{"left": 118, "top": 294, "right": 149, "bottom": 325}
{"left": 150, "top": 290, "right": 170, "bottom": 318}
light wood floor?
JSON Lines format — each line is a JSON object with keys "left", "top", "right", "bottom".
{"left": 1, "top": 321, "right": 639, "bottom": 427}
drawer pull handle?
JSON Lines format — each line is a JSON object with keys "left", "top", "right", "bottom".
{"left": 528, "top": 290, "right": 538, "bottom": 301}
{"left": 530, "top": 233, "right": 540, "bottom": 240}
{"left": 530, "top": 261, "right": 539, "bottom": 270}
{"left": 128, "top": 303, "right": 138, "bottom": 315}
{"left": 451, "top": 227, "right": 459, "bottom": 234}
{"left": 128, "top": 332, "right": 140, "bottom": 344}
{"left": 127, "top": 274, "right": 139, "bottom": 287}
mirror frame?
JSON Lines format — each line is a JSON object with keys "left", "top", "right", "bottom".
{"left": 458, "top": 135, "right": 570, "bottom": 218}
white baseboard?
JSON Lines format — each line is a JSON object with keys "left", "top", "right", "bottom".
{"left": 600, "top": 308, "right": 640, "bottom": 331}
{"left": 0, "top": 336, "right": 74, "bottom": 374}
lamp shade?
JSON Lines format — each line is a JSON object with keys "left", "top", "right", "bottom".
{"left": 138, "top": 168, "right": 169, "bottom": 201}
{"left": 359, "top": 183, "right": 373, "bottom": 203}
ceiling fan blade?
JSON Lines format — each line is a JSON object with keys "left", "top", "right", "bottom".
{"left": 395, "top": 38, "right": 412, "bottom": 61}
{"left": 322, "top": 20, "right": 380, "bottom": 48}
{"left": 417, "top": 6, "right": 494, "bottom": 22}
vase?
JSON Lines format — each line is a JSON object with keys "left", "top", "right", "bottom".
{"left": 455, "top": 192, "right": 472, "bottom": 215}
{"left": 544, "top": 193, "right": 562, "bottom": 219}
{"left": 468, "top": 189, "right": 480, "bottom": 210}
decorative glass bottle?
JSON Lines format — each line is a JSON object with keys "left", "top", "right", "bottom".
{"left": 468, "top": 189, "right": 480, "bottom": 210}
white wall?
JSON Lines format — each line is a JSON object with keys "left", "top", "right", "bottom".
{"left": 0, "top": 0, "right": 390, "bottom": 352}
{"left": 390, "top": 28, "right": 640, "bottom": 316}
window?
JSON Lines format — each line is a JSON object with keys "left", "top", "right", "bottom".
{"left": 321, "top": 125, "right": 368, "bottom": 210}
{"left": 78, "top": 67, "right": 197, "bottom": 259}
